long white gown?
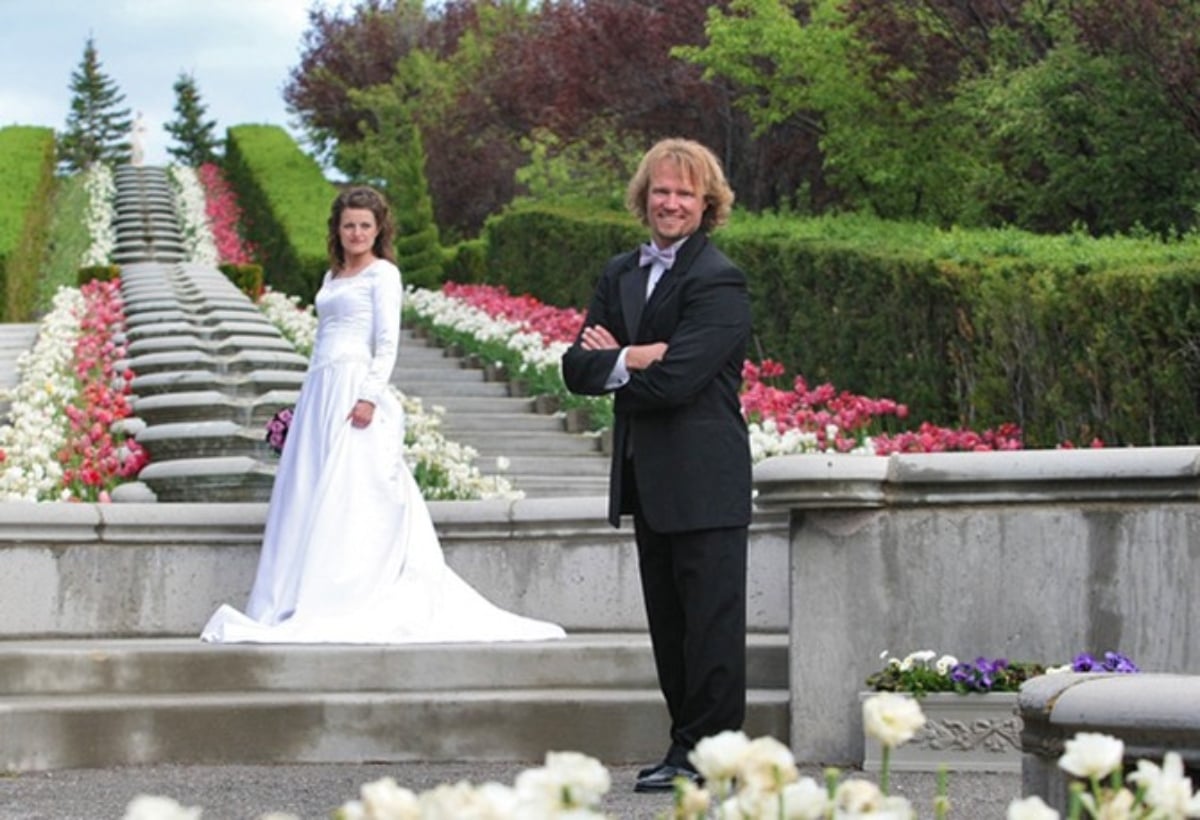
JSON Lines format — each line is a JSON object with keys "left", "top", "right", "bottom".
{"left": 201, "top": 260, "right": 566, "bottom": 643}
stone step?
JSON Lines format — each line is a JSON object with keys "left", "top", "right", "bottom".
{"left": 0, "top": 635, "right": 789, "bottom": 770}
{"left": 445, "top": 431, "right": 602, "bottom": 457}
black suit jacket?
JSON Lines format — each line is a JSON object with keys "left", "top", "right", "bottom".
{"left": 562, "top": 232, "right": 753, "bottom": 531}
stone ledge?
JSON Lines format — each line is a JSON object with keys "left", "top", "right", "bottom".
{"left": 1020, "top": 673, "right": 1200, "bottom": 812}
{"left": 754, "top": 446, "right": 1200, "bottom": 509}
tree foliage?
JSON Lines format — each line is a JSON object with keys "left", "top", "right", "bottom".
{"left": 284, "top": 0, "right": 1200, "bottom": 238}
{"left": 164, "top": 72, "right": 220, "bottom": 166}
{"left": 57, "top": 36, "right": 132, "bottom": 172}
{"left": 340, "top": 75, "right": 444, "bottom": 288}
{"left": 286, "top": 0, "right": 823, "bottom": 239}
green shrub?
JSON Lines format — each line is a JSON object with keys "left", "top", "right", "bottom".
{"left": 476, "top": 205, "right": 1200, "bottom": 447}
{"left": 77, "top": 264, "right": 120, "bottom": 285}
{"left": 223, "top": 125, "right": 335, "bottom": 302}
{"left": 0, "top": 126, "right": 56, "bottom": 321}
{"left": 219, "top": 262, "right": 264, "bottom": 300}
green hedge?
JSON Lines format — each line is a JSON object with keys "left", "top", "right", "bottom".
{"left": 0, "top": 126, "right": 56, "bottom": 321}
{"left": 482, "top": 202, "right": 643, "bottom": 308}
{"left": 470, "top": 205, "right": 1200, "bottom": 448}
{"left": 223, "top": 125, "right": 335, "bottom": 302}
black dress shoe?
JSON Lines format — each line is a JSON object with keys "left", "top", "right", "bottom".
{"left": 634, "top": 763, "right": 703, "bottom": 793}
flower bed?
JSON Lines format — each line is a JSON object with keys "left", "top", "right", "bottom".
{"left": 407, "top": 283, "right": 1083, "bottom": 460}
{"left": 861, "top": 649, "right": 1140, "bottom": 775}
{"left": 256, "top": 289, "right": 518, "bottom": 501}
{"left": 0, "top": 281, "right": 145, "bottom": 501}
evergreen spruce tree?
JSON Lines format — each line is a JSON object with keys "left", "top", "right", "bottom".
{"left": 57, "top": 36, "right": 132, "bottom": 171}
{"left": 164, "top": 72, "right": 220, "bottom": 166}
{"left": 342, "top": 82, "right": 443, "bottom": 288}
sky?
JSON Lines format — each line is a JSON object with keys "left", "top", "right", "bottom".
{"left": 0, "top": 0, "right": 350, "bottom": 166}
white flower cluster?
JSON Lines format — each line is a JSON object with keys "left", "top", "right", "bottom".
{"left": 80, "top": 164, "right": 116, "bottom": 267}
{"left": 688, "top": 728, "right": 915, "bottom": 819}
{"left": 0, "top": 287, "right": 84, "bottom": 500}
{"left": 1007, "top": 731, "right": 1200, "bottom": 819}
{"left": 398, "top": 389, "right": 520, "bottom": 501}
{"left": 256, "top": 291, "right": 519, "bottom": 501}
{"left": 257, "top": 289, "right": 318, "bottom": 356}
{"left": 123, "top": 750, "right": 611, "bottom": 820}
{"left": 881, "top": 649, "right": 959, "bottom": 676}
{"left": 167, "top": 165, "right": 219, "bottom": 268}
{"left": 748, "top": 418, "right": 876, "bottom": 464}
{"left": 404, "top": 288, "right": 568, "bottom": 378}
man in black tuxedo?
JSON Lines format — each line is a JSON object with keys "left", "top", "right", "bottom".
{"left": 562, "top": 138, "right": 752, "bottom": 792}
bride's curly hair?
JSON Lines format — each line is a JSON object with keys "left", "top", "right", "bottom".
{"left": 326, "top": 186, "right": 397, "bottom": 270}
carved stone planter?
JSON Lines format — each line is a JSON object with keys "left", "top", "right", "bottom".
{"left": 860, "top": 692, "right": 1021, "bottom": 773}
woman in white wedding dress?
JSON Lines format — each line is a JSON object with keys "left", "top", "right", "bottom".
{"left": 202, "top": 187, "right": 565, "bottom": 644}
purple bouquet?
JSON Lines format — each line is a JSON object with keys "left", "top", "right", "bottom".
{"left": 265, "top": 407, "right": 294, "bottom": 454}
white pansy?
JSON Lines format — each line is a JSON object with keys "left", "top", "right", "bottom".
{"left": 1058, "top": 732, "right": 1125, "bottom": 780}
{"left": 862, "top": 692, "right": 927, "bottom": 748}
{"left": 1045, "top": 664, "right": 1073, "bottom": 674}
{"left": 121, "top": 794, "right": 202, "bottom": 820}
{"left": 935, "top": 654, "right": 959, "bottom": 675}
{"left": 1006, "top": 795, "right": 1061, "bottom": 820}
{"left": 1128, "top": 751, "right": 1200, "bottom": 815}
{"left": 689, "top": 728, "right": 751, "bottom": 783}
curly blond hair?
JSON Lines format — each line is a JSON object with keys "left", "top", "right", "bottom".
{"left": 625, "top": 138, "right": 735, "bottom": 232}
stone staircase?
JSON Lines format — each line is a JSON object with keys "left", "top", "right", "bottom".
{"left": 393, "top": 330, "right": 610, "bottom": 498}
{"left": 0, "top": 634, "right": 788, "bottom": 770}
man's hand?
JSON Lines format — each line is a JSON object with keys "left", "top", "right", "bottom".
{"left": 580, "top": 324, "right": 619, "bottom": 351}
{"left": 580, "top": 324, "right": 667, "bottom": 371}
{"left": 626, "top": 342, "right": 668, "bottom": 371}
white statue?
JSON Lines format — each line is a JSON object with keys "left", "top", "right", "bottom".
{"left": 130, "top": 111, "right": 146, "bottom": 166}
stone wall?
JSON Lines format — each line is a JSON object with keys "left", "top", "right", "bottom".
{"left": 754, "top": 447, "right": 1200, "bottom": 763}
{"left": 0, "top": 498, "right": 789, "bottom": 637}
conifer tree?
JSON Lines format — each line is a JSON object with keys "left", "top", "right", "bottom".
{"left": 342, "top": 80, "right": 443, "bottom": 288}
{"left": 164, "top": 72, "right": 220, "bottom": 166}
{"left": 57, "top": 36, "right": 132, "bottom": 171}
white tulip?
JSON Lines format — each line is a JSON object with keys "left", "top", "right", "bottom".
{"left": 121, "top": 794, "right": 202, "bottom": 820}
{"left": 689, "top": 729, "right": 751, "bottom": 783}
{"left": 1127, "top": 751, "right": 1200, "bottom": 816}
{"left": 862, "top": 692, "right": 927, "bottom": 748}
{"left": 780, "top": 777, "right": 833, "bottom": 819}
{"left": 1058, "top": 732, "right": 1125, "bottom": 780}
{"left": 1006, "top": 795, "right": 1061, "bottom": 820}
{"left": 359, "top": 776, "right": 420, "bottom": 819}
{"left": 737, "top": 735, "right": 800, "bottom": 793}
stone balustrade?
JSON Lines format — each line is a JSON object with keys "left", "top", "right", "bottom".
{"left": 752, "top": 446, "right": 1200, "bottom": 764}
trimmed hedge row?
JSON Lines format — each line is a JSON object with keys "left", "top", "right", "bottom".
{"left": 223, "top": 125, "right": 336, "bottom": 302}
{"left": 0, "top": 126, "right": 56, "bottom": 321}
{"left": 473, "top": 204, "right": 1200, "bottom": 448}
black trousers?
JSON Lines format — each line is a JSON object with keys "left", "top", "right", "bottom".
{"left": 626, "top": 460, "right": 748, "bottom": 764}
